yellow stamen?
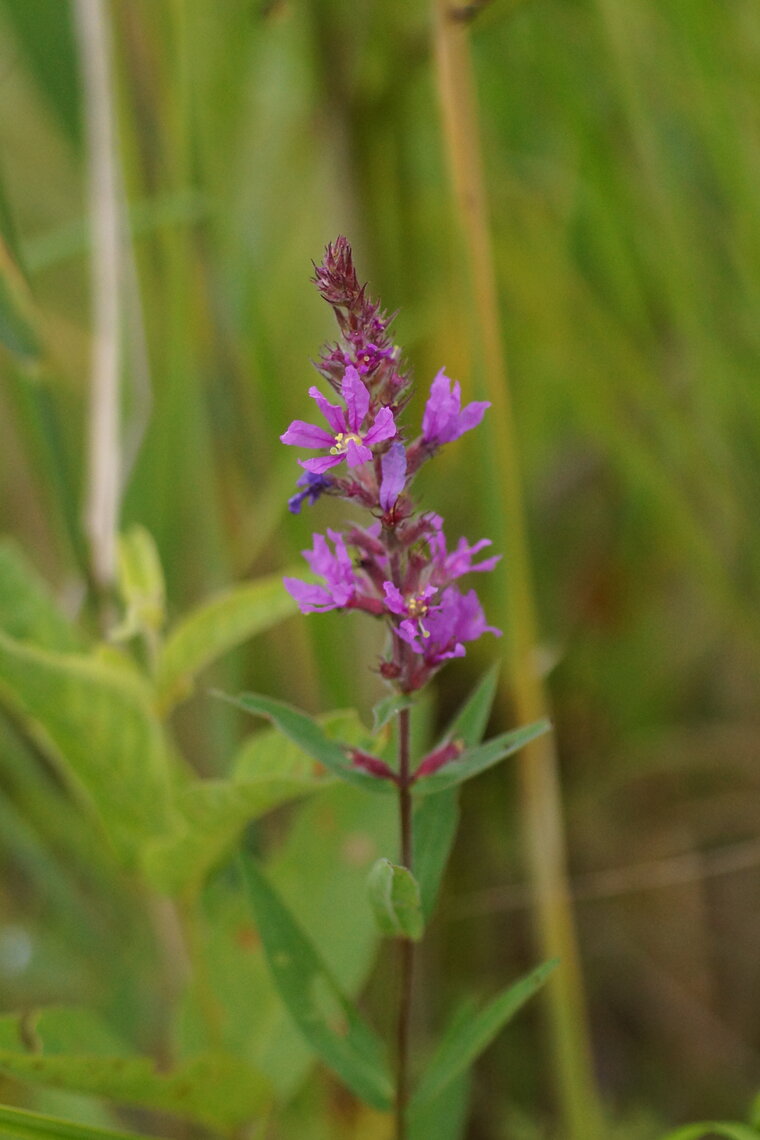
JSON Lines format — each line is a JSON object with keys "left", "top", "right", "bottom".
{"left": 329, "top": 432, "right": 363, "bottom": 455}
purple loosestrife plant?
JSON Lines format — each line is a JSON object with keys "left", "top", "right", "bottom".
{"left": 237, "top": 239, "right": 553, "bottom": 1140}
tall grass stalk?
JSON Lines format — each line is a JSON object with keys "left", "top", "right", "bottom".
{"left": 432, "top": 3, "right": 604, "bottom": 1134}
{"left": 74, "top": 0, "right": 123, "bottom": 594}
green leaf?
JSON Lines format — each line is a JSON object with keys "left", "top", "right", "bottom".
{"left": 240, "top": 854, "right": 393, "bottom": 1110}
{"left": 0, "top": 1009, "right": 270, "bottom": 1134}
{"left": 0, "top": 539, "right": 81, "bottom": 651}
{"left": 414, "top": 719, "right": 551, "bottom": 796}
{"left": 371, "top": 692, "right": 415, "bottom": 734}
{"left": 0, "top": 234, "right": 41, "bottom": 361}
{"left": 111, "top": 526, "right": 166, "bottom": 642}
{"left": 145, "top": 721, "right": 334, "bottom": 895}
{"left": 659, "top": 1127, "right": 760, "bottom": 1140}
{"left": 0, "top": 632, "right": 171, "bottom": 866}
{"left": 0, "top": 1103, "right": 157, "bottom": 1140}
{"left": 409, "top": 1070, "right": 470, "bottom": 1140}
{"left": 410, "top": 959, "right": 558, "bottom": 1110}
{"left": 367, "top": 859, "right": 424, "bottom": 941}
{"left": 155, "top": 573, "right": 298, "bottom": 711}
{"left": 414, "top": 788, "right": 460, "bottom": 921}
{"left": 444, "top": 664, "right": 500, "bottom": 745}
{"left": 221, "top": 692, "right": 394, "bottom": 794}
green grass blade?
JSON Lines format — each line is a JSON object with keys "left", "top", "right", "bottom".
{"left": 0, "top": 1103, "right": 156, "bottom": 1140}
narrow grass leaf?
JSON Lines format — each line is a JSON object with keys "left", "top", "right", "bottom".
{"left": 221, "top": 693, "right": 393, "bottom": 794}
{"left": 410, "top": 959, "right": 558, "bottom": 1109}
{"left": 240, "top": 854, "right": 393, "bottom": 1110}
{"left": 367, "top": 859, "right": 424, "bottom": 941}
{"left": 155, "top": 573, "right": 298, "bottom": 711}
{"left": 409, "top": 1070, "right": 470, "bottom": 1140}
{"left": 414, "top": 720, "right": 551, "bottom": 795}
{"left": 0, "top": 1104, "right": 156, "bottom": 1140}
{"left": 659, "top": 1127, "right": 760, "bottom": 1140}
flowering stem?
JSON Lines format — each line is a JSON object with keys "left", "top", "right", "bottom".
{"left": 395, "top": 704, "right": 414, "bottom": 1140}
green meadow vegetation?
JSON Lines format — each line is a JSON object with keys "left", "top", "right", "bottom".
{"left": 1, "top": 1, "right": 760, "bottom": 1137}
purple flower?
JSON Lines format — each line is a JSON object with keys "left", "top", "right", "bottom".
{"left": 379, "top": 441, "right": 407, "bottom": 511}
{"left": 383, "top": 581, "right": 440, "bottom": 642}
{"left": 427, "top": 514, "right": 501, "bottom": 580}
{"left": 288, "top": 471, "right": 332, "bottom": 514}
{"left": 393, "top": 585, "right": 501, "bottom": 665}
{"left": 284, "top": 531, "right": 360, "bottom": 613}
{"left": 422, "top": 369, "right": 490, "bottom": 446}
{"left": 281, "top": 366, "right": 396, "bottom": 474}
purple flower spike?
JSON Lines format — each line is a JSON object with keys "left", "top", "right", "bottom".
{"left": 281, "top": 365, "right": 396, "bottom": 473}
{"left": 422, "top": 369, "right": 490, "bottom": 446}
{"left": 284, "top": 530, "right": 359, "bottom": 613}
{"left": 288, "top": 471, "right": 332, "bottom": 514}
{"left": 379, "top": 441, "right": 407, "bottom": 511}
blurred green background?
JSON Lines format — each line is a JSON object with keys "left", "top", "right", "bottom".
{"left": 1, "top": 0, "right": 760, "bottom": 1137}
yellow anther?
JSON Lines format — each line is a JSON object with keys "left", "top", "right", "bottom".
{"left": 329, "top": 432, "right": 363, "bottom": 455}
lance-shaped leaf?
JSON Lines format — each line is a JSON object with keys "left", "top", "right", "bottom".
{"left": 155, "top": 572, "right": 299, "bottom": 711}
{"left": 0, "top": 1008, "right": 270, "bottom": 1134}
{"left": 414, "top": 719, "right": 551, "bottom": 796}
{"left": 367, "top": 859, "right": 424, "bottom": 941}
{"left": 240, "top": 854, "right": 393, "bottom": 1110}
{"left": 111, "top": 525, "right": 166, "bottom": 642}
{"left": 410, "top": 959, "right": 558, "bottom": 1110}
{"left": 411, "top": 668, "right": 499, "bottom": 918}
{"left": 0, "top": 632, "right": 171, "bottom": 866}
{"left": 0, "top": 1103, "right": 157, "bottom": 1140}
{"left": 659, "top": 1127, "right": 760, "bottom": 1140}
{"left": 409, "top": 1070, "right": 470, "bottom": 1140}
{"left": 222, "top": 692, "right": 394, "bottom": 794}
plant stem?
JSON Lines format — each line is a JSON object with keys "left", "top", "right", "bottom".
{"left": 395, "top": 705, "right": 415, "bottom": 1140}
{"left": 431, "top": 4, "right": 605, "bottom": 1136}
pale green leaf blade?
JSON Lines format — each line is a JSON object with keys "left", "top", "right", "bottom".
{"left": 155, "top": 573, "right": 298, "bottom": 710}
{"left": 112, "top": 526, "right": 166, "bottom": 642}
{"left": 221, "top": 692, "right": 393, "bottom": 794}
{"left": 0, "top": 1009, "right": 269, "bottom": 1134}
{"left": 0, "top": 633, "right": 171, "bottom": 865}
{"left": 0, "top": 1103, "right": 156, "bottom": 1140}
{"left": 414, "top": 720, "right": 551, "bottom": 796}
{"left": 240, "top": 854, "right": 393, "bottom": 1110}
{"left": 0, "top": 539, "right": 81, "bottom": 651}
{"left": 145, "top": 720, "right": 333, "bottom": 894}
{"left": 367, "top": 859, "right": 424, "bottom": 941}
{"left": 411, "top": 959, "right": 558, "bottom": 1109}
{"left": 659, "top": 1127, "right": 760, "bottom": 1140}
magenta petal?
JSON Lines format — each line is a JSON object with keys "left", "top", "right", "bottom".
{"left": 283, "top": 577, "right": 337, "bottom": 613}
{"left": 456, "top": 401, "right": 490, "bottom": 436}
{"left": 341, "top": 365, "right": 370, "bottom": 432}
{"left": 281, "top": 420, "right": 335, "bottom": 448}
{"left": 308, "top": 386, "right": 346, "bottom": 435}
{"left": 300, "top": 455, "right": 343, "bottom": 474}
{"left": 344, "top": 439, "right": 373, "bottom": 467}
{"left": 364, "top": 405, "right": 397, "bottom": 446}
{"left": 383, "top": 580, "right": 405, "bottom": 614}
{"left": 380, "top": 441, "right": 406, "bottom": 510}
